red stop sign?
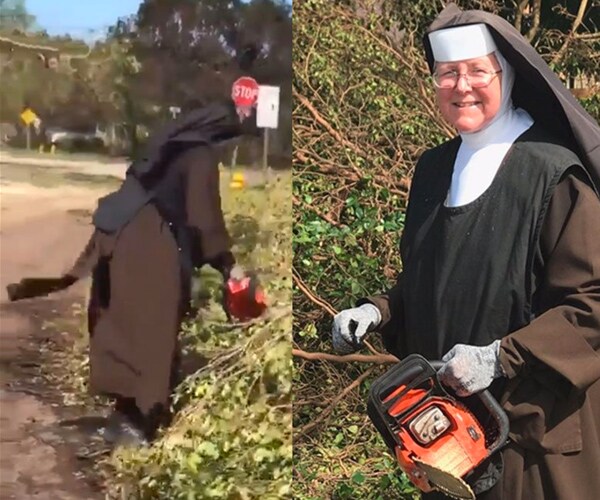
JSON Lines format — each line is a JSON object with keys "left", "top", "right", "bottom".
{"left": 231, "top": 76, "right": 259, "bottom": 107}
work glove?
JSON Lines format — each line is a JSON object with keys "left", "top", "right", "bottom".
{"left": 228, "top": 264, "right": 247, "bottom": 281}
{"left": 438, "top": 340, "right": 505, "bottom": 397}
{"left": 332, "top": 303, "right": 382, "bottom": 354}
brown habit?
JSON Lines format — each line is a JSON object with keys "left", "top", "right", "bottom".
{"left": 63, "top": 145, "right": 231, "bottom": 415}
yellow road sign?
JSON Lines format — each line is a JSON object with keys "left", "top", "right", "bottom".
{"left": 20, "top": 108, "right": 38, "bottom": 126}
{"left": 230, "top": 171, "right": 245, "bottom": 189}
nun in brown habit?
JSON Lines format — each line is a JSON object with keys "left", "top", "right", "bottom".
{"left": 331, "top": 4, "right": 600, "bottom": 499}
{"left": 7, "top": 100, "right": 252, "bottom": 444}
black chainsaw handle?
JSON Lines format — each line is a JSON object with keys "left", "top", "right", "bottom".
{"left": 430, "top": 361, "right": 510, "bottom": 455}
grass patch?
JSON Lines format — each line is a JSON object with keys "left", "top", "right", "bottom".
{"left": 0, "top": 164, "right": 122, "bottom": 189}
{"left": 0, "top": 145, "right": 125, "bottom": 164}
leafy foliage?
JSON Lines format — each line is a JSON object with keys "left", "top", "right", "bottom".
{"left": 581, "top": 94, "right": 600, "bottom": 124}
{"left": 0, "top": 0, "right": 36, "bottom": 31}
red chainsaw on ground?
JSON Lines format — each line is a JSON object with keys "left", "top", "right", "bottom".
{"left": 367, "top": 354, "right": 509, "bottom": 499}
{"left": 224, "top": 271, "right": 267, "bottom": 321}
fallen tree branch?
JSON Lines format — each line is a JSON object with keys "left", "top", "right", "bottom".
{"left": 292, "top": 266, "right": 393, "bottom": 359}
{"left": 293, "top": 348, "right": 398, "bottom": 364}
{"left": 292, "top": 267, "right": 337, "bottom": 317}
{"left": 525, "top": 0, "right": 542, "bottom": 41}
{"left": 292, "top": 194, "right": 341, "bottom": 227}
{"left": 574, "top": 32, "right": 600, "bottom": 41}
{"left": 297, "top": 367, "right": 376, "bottom": 436}
{"left": 362, "top": 340, "right": 386, "bottom": 357}
{"left": 551, "top": 0, "right": 590, "bottom": 66}
{"left": 293, "top": 88, "right": 365, "bottom": 159}
{"left": 513, "top": 0, "right": 530, "bottom": 33}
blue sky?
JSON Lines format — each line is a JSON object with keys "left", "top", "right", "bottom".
{"left": 27, "top": 0, "right": 143, "bottom": 41}
{"left": 27, "top": 0, "right": 292, "bottom": 41}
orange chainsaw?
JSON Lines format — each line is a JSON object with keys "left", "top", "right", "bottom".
{"left": 367, "top": 354, "right": 509, "bottom": 499}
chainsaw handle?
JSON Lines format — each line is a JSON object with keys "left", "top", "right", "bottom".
{"left": 430, "top": 360, "right": 510, "bottom": 455}
{"left": 475, "top": 387, "right": 510, "bottom": 454}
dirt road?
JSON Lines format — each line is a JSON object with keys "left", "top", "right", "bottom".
{"left": 0, "top": 167, "right": 113, "bottom": 499}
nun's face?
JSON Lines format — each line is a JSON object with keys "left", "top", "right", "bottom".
{"left": 435, "top": 54, "right": 502, "bottom": 133}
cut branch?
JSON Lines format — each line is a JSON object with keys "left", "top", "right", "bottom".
{"left": 513, "top": 0, "right": 531, "bottom": 33}
{"left": 293, "top": 348, "right": 398, "bottom": 364}
{"left": 297, "top": 367, "right": 376, "bottom": 436}
{"left": 292, "top": 267, "right": 337, "bottom": 317}
{"left": 525, "top": 0, "right": 542, "bottom": 41}
{"left": 551, "top": 0, "right": 590, "bottom": 66}
{"left": 293, "top": 88, "right": 364, "bottom": 158}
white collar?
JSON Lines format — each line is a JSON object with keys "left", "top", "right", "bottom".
{"left": 459, "top": 106, "right": 530, "bottom": 150}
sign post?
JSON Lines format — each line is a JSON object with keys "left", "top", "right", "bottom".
{"left": 20, "top": 108, "right": 38, "bottom": 151}
{"left": 256, "top": 85, "right": 280, "bottom": 183}
{"left": 231, "top": 76, "right": 260, "bottom": 182}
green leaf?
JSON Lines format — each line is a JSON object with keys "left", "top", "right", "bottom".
{"left": 352, "top": 471, "right": 366, "bottom": 485}
{"left": 197, "top": 441, "right": 219, "bottom": 459}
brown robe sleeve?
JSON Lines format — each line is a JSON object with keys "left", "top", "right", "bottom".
{"left": 6, "top": 230, "right": 104, "bottom": 302}
{"left": 499, "top": 167, "right": 600, "bottom": 394}
{"left": 182, "top": 145, "right": 234, "bottom": 275}
{"left": 65, "top": 231, "right": 101, "bottom": 279}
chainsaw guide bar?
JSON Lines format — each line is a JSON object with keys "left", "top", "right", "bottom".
{"left": 413, "top": 458, "right": 475, "bottom": 500}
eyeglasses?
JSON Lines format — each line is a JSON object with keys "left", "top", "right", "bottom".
{"left": 432, "top": 69, "right": 502, "bottom": 89}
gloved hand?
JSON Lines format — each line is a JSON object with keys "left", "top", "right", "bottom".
{"left": 332, "top": 303, "right": 382, "bottom": 354}
{"left": 438, "top": 340, "right": 505, "bottom": 397}
{"left": 228, "top": 265, "right": 246, "bottom": 281}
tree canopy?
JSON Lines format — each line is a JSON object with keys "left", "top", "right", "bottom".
{"left": 0, "top": 0, "right": 292, "bottom": 158}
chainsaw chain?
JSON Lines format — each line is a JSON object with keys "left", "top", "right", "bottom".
{"left": 413, "top": 458, "right": 475, "bottom": 500}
